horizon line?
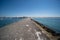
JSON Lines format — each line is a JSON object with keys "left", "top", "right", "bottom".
{"left": 0, "top": 16, "right": 60, "bottom": 17}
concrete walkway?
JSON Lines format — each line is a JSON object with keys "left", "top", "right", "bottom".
{"left": 0, "top": 18, "right": 50, "bottom": 40}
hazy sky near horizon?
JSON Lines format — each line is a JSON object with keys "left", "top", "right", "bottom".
{"left": 0, "top": 0, "right": 60, "bottom": 17}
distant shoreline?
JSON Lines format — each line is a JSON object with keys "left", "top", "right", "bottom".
{"left": 0, "top": 16, "right": 60, "bottom": 18}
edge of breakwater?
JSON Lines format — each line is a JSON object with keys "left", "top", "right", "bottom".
{"left": 31, "top": 18, "right": 60, "bottom": 40}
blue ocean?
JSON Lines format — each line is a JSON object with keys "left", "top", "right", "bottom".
{"left": 33, "top": 17, "right": 60, "bottom": 33}
{"left": 0, "top": 17, "right": 23, "bottom": 28}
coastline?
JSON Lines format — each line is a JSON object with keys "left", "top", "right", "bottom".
{"left": 31, "top": 18, "right": 60, "bottom": 40}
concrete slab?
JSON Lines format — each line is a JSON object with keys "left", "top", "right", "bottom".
{"left": 0, "top": 18, "right": 50, "bottom": 40}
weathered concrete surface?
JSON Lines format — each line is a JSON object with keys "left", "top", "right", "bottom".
{"left": 0, "top": 18, "right": 50, "bottom": 40}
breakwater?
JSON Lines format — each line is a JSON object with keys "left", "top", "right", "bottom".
{"left": 0, "top": 18, "right": 50, "bottom": 40}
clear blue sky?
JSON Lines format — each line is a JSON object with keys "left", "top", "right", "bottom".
{"left": 0, "top": 0, "right": 60, "bottom": 17}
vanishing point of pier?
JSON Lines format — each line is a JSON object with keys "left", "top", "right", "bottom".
{"left": 0, "top": 18, "right": 53, "bottom": 40}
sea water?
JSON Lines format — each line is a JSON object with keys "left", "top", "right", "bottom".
{"left": 33, "top": 17, "right": 60, "bottom": 33}
{"left": 0, "top": 17, "right": 23, "bottom": 28}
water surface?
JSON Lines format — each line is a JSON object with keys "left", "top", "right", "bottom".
{"left": 33, "top": 17, "right": 60, "bottom": 33}
{"left": 0, "top": 17, "right": 23, "bottom": 28}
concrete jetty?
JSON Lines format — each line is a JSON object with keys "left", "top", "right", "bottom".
{"left": 0, "top": 18, "right": 58, "bottom": 40}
